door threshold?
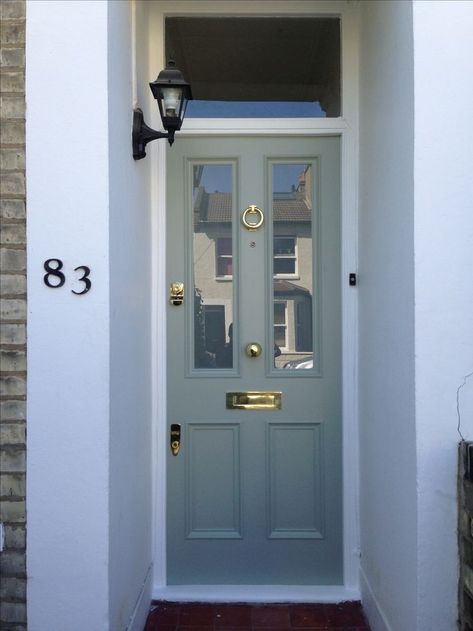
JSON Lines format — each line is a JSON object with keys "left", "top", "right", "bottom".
{"left": 152, "top": 585, "right": 360, "bottom": 603}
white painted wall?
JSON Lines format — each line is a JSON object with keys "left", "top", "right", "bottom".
{"left": 26, "top": 1, "right": 154, "bottom": 629}
{"left": 108, "top": 1, "right": 153, "bottom": 630}
{"left": 26, "top": 2, "right": 110, "bottom": 629}
{"left": 360, "top": 2, "right": 473, "bottom": 629}
{"left": 413, "top": 1, "right": 473, "bottom": 629}
{"left": 358, "top": 2, "right": 417, "bottom": 630}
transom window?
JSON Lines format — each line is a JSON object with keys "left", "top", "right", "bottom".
{"left": 166, "top": 17, "right": 341, "bottom": 118}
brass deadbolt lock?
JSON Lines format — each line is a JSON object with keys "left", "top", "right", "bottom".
{"left": 169, "top": 282, "right": 184, "bottom": 306}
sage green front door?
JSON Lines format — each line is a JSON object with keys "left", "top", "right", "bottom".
{"left": 166, "top": 136, "right": 341, "bottom": 585}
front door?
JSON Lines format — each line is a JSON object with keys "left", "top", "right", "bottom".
{"left": 166, "top": 136, "right": 341, "bottom": 585}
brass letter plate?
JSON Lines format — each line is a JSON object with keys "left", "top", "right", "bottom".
{"left": 226, "top": 391, "right": 282, "bottom": 410}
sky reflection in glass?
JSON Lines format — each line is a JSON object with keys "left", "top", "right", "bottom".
{"left": 186, "top": 101, "right": 326, "bottom": 118}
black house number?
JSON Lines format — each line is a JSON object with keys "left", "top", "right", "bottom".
{"left": 43, "top": 258, "right": 91, "bottom": 295}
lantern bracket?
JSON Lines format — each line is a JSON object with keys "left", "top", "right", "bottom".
{"left": 133, "top": 108, "right": 175, "bottom": 160}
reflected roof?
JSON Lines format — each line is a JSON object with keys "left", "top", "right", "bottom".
{"left": 194, "top": 189, "right": 311, "bottom": 225}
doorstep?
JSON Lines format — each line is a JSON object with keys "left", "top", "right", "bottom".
{"left": 144, "top": 601, "right": 371, "bottom": 630}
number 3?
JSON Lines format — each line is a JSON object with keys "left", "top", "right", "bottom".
{"left": 72, "top": 266, "right": 91, "bottom": 295}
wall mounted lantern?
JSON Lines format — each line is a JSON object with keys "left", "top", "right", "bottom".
{"left": 132, "top": 60, "right": 192, "bottom": 160}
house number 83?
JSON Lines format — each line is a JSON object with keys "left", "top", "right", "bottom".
{"left": 43, "top": 258, "right": 92, "bottom": 295}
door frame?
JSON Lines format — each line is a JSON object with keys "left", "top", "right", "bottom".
{"left": 146, "top": 0, "right": 360, "bottom": 602}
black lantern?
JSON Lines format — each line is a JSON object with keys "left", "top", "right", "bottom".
{"left": 132, "top": 60, "right": 192, "bottom": 160}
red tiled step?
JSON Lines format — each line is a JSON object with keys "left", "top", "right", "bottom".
{"left": 144, "top": 601, "right": 371, "bottom": 630}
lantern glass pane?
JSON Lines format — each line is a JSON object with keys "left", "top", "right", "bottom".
{"left": 162, "top": 87, "right": 183, "bottom": 119}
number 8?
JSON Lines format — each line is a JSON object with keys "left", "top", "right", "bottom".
{"left": 43, "top": 258, "right": 66, "bottom": 288}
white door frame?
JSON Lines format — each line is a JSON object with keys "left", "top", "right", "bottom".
{"left": 146, "top": 0, "right": 360, "bottom": 602}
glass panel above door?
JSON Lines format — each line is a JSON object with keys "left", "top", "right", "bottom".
{"left": 272, "top": 163, "right": 315, "bottom": 371}
{"left": 185, "top": 101, "right": 326, "bottom": 118}
{"left": 192, "top": 163, "right": 235, "bottom": 370}
{"left": 166, "top": 17, "right": 341, "bottom": 117}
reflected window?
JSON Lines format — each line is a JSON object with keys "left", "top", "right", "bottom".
{"left": 216, "top": 237, "right": 233, "bottom": 278}
{"left": 274, "top": 302, "right": 288, "bottom": 350}
{"left": 274, "top": 237, "right": 297, "bottom": 276}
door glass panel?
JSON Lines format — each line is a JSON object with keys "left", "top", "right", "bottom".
{"left": 192, "top": 164, "right": 234, "bottom": 369}
{"left": 272, "top": 163, "right": 314, "bottom": 370}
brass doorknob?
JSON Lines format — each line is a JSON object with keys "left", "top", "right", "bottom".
{"left": 245, "top": 343, "right": 262, "bottom": 358}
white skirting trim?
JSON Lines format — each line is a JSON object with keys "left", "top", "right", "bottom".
{"left": 152, "top": 584, "right": 360, "bottom": 603}
{"left": 359, "top": 567, "right": 392, "bottom": 631}
{"left": 127, "top": 564, "right": 153, "bottom": 631}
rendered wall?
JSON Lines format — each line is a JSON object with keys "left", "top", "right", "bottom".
{"left": 413, "top": 1, "right": 473, "bottom": 629}
{"left": 358, "top": 2, "right": 417, "bottom": 630}
{"left": 26, "top": 1, "right": 154, "bottom": 629}
{"left": 26, "top": 1, "right": 110, "bottom": 629}
{"left": 108, "top": 1, "right": 153, "bottom": 630}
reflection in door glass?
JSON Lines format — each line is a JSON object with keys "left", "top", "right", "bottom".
{"left": 192, "top": 164, "right": 234, "bottom": 369}
{"left": 272, "top": 164, "right": 314, "bottom": 370}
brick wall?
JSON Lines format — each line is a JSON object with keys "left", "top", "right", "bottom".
{"left": 0, "top": 1, "right": 27, "bottom": 629}
{"left": 459, "top": 442, "right": 473, "bottom": 631}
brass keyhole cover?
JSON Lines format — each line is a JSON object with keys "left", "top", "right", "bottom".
{"left": 242, "top": 205, "right": 264, "bottom": 230}
{"left": 170, "top": 423, "right": 181, "bottom": 456}
{"left": 245, "top": 342, "right": 262, "bottom": 358}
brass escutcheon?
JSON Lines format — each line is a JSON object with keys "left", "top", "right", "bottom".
{"left": 170, "top": 424, "right": 181, "bottom": 456}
